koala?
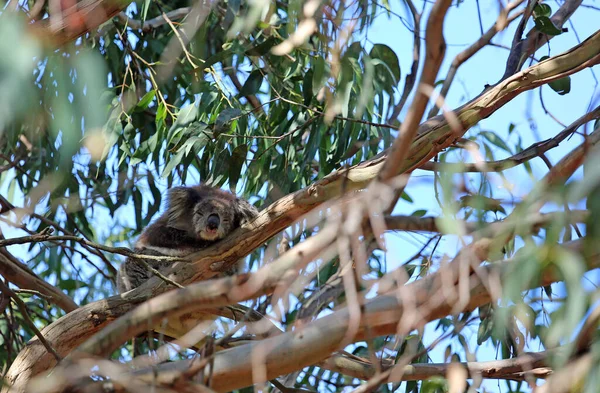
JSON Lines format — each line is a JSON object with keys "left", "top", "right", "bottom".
{"left": 117, "top": 184, "right": 259, "bottom": 293}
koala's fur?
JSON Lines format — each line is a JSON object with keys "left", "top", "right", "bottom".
{"left": 117, "top": 184, "right": 259, "bottom": 293}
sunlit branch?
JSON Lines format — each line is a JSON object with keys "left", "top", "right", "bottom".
{"left": 428, "top": 0, "right": 526, "bottom": 118}
{"left": 420, "top": 106, "right": 600, "bottom": 172}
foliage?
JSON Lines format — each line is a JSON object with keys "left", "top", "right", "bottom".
{"left": 0, "top": 0, "right": 599, "bottom": 392}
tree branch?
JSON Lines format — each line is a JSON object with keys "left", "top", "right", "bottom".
{"left": 116, "top": 8, "right": 191, "bottom": 32}
{"left": 428, "top": 0, "right": 525, "bottom": 118}
{"left": 321, "top": 349, "right": 552, "bottom": 382}
{"left": 0, "top": 280, "right": 62, "bottom": 362}
{"left": 500, "top": 0, "right": 583, "bottom": 80}
{"left": 0, "top": 251, "right": 78, "bottom": 313}
{"left": 3, "top": 28, "right": 599, "bottom": 393}
{"left": 377, "top": 0, "right": 452, "bottom": 183}
{"left": 62, "top": 238, "right": 599, "bottom": 393}
{"left": 420, "top": 105, "right": 600, "bottom": 172}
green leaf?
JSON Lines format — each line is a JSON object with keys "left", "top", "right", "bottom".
{"left": 156, "top": 102, "right": 167, "bottom": 128}
{"left": 206, "top": 147, "right": 231, "bottom": 187}
{"left": 132, "top": 188, "right": 143, "bottom": 229}
{"left": 245, "top": 36, "right": 277, "bottom": 56}
{"left": 481, "top": 131, "right": 512, "bottom": 154}
{"left": 161, "top": 149, "right": 185, "bottom": 177}
{"left": 404, "top": 263, "right": 417, "bottom": 279}
{"left": 135, "top": 90, "right": 155, "bottom": 111}
{"left": 146, "top": 174, "right": 161, "bottom": 223}
{"left": 60, "top": 279, "right": 88, "bottom": 291}
{"left": 533, "top": 3, "right": 552, "bottom": 17}
{"left": 239, "top": 69, "right": 264, "bottom": 97}
{"left": 533, "top": 16, "right": 563, "bottom": 36}
{"left": 312, "top": 56, "right": 327, "bottom": 93}
{"left": 369, "top": 43, "right": 401, "bottom": 83}
{"left": 303, "top": 69, "right": 314, "bottom": 106}
{"left": 411, "top": 209, "right": 427, "bottom": 217}
{"left": 548, "top": 76, "right": 571, "bottom": 95}
{"left": 216, "top": 107, "right": 242, "bottom": 127}
{"left": 401, "top": 191, "right": 413, "bottom": 203}
{"left": 459, "top": 195, "right": 506, "bottom": 215}
{"left": 141, "top": 0, "right": 151, "bottom": 23}
{"left": 229, "top": 144, "right": 247, "bottom": 193}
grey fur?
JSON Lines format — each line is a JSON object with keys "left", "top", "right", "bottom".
{"left": 117, "top": 184, "right": 259, "bottom": 293}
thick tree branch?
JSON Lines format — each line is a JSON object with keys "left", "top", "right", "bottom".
{"left": 0, "top": 280, "right": 62, "bottom": 362}
{"left": 377, "top": 0, "right": 451, "bottom": 183}
{"left": 4, "top": 29, "right": 599, "bottom": 393}
{"left": 501, "top": 0, "right": 583, "bottom": 80}
{"left": 428, "top": 0, "right": 525, "bottom": 118}
{"left": 0, "top": 251, "right": 78, "bottom": 313}
{"left": 420, "top": 105, "right": 600, "bottom": 172}
{"left": 61, "top": 238, "right": 599, "bottom": 393}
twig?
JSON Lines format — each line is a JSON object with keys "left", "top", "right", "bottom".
{"left": 130, "top": 258, "right": 185, "bottom": 290}
{"left": 420, "top": 105, "right": 600, "bottom": 172}
{"left": 13, "top": 289, "right": 54, "bottom": 301}
{"left": 500, "top": 0, "right": 583, "bottom": 80}
{"left": 428, "top": 0, "right": 525, "bottom": 118}
{"left": 116, "top": 8, "right": 192, "bottom": 32}
{"left": 0, "top": 228, "right": 187, "bottom": 264}
{"left": 387, "top": 0, "right": 421, "bottom": 121}
{"left": 0, "top": 195, "right": 117, "bottom": 277}
{"left": 377, "top": 0, "right": 452, "bottom": 215}
{"left": 0, "top": 280, "right": 61, "bottom": 362}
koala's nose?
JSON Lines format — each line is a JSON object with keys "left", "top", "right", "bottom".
{"left": 207, "top": 214, "right": 220, "bottom": 230}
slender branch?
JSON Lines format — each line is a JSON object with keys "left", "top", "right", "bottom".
{"left": 377, "top": 0, "right": 452, "bottom": 183}
{"left": 0, "top": 228, "right": 187, "bottom": 263}
{"left": 428, "top": 0, "right": 525, "bottom": 118}
{"left": 76, "top": 238, "right": 599, "bottom": 393}
{"left": 322, "top": 349, "right": 552, "bottom": 382}
{"left": 385, "top": 210, "right": 588, "bottom": 237}
{"left": 387, "top": 0, "right": 421, "bottom": 122}
{"left": 501, "top": 0, "right": 583, "bottom": 80}
{"left": 0, "top": 280, "right": 61, "bottom": 362}
{"left": 117, "top": 8, "right": 191, "bottom": 32}
{"left": 542, "top": 118, "right": 600, "bottom": 186}
{"left": 0, "top": 251, "right": 78, "bottom": 313}
{"left": 0, "top": 195, "right": 117, "bottom": 277}
{"left": 420, "top": 105, "right": 600, "bottom": 172}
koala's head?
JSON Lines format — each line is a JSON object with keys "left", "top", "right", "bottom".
{"left": 165, "top": 185, "right": 259, "bottom": 242}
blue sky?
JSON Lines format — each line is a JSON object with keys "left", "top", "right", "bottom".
{"left": 1, "top": 1, "right": 599, "bottom": 391}
{"left": 365, "top": 1, "right": 598, "bottom": 391}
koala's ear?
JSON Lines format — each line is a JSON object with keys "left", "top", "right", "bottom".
{"left": 166, "top": 187, "right": 197, "bottom": 231}
{"left": 236, "top": 198, "right": 259, "bottom": 226}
